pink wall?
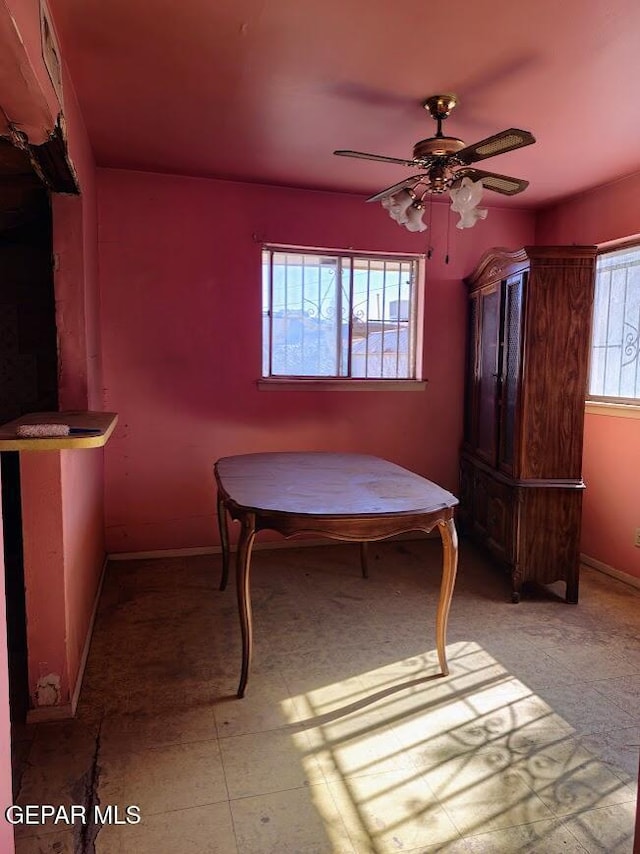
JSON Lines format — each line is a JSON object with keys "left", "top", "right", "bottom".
{"left": 18, "top": 447, "right": 105, "bottom": 713}
{"left": 33, "top": 67, "right": 105, "bottom": 707}
{"left": 537, "top": 173, "right": 640, "bottom": 581}
{"left": 53, "top": 50, "right": 102, "bottom": 411}
{"left": 62, "top": 449, "right": 105, "bottom": 689}
{"left": 0, "top": 0, "right": 59, "bottom": 142}
{"left": 33, "top": 8, "right": 107, "bottom": 708}
{"left": 536, "top": 172, "right": 640, "bottom": 248}
{"left": 20, "top": 454, "right": 68, "bottom": 705}
{"left": 581, "top": 414, "right": 640, "bottom": 579}
{"left": 98, "top": 168, "right": 535, "bottom": 553}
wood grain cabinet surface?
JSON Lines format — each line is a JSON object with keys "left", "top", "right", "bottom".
{"left": 460, "top": 245, "right": 597, "bottom": 603}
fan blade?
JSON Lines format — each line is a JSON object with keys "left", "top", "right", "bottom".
{"left": 455, "top": 168, "right": 529, "bottom": 196}
{"left": 366, "top": 175, "right": 429, "bottom": 203}
{"left": 456, "top": 129, "right": 535, "bottom": 164}
{"left": 334, "top": 149, "right": 418, "bottom": 167}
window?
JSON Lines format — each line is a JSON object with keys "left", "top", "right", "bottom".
{"left": 589, "top": 244, "right": 640, "bottom": 402}
{"left": 261, "top": 247, "right": 424, "bottom": 381}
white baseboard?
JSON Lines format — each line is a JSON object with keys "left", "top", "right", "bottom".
{"left": 581, "top": 553, "right": 640, "bottom": 591}
{"left": 26, "top": 554, "right": 109, "bottom": 724}
{"left": 109, "top": 530, "right": 435, "bottom": 561}
{"left": 111, "top": 544, "right": 222, "bottom": 560}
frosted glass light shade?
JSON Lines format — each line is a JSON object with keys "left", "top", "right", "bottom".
{"left": 404, "top": 204, "right": 427, "bottom": 232}
{"left": 382, "top": 190, "right": 414, "bottom": 224}
{"left": 449, "top": 177, "right": 487, "bottom": 229}
{"left": 381, "top": 190, "right": 427, "bottom": 230}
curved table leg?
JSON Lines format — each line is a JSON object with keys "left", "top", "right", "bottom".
{"left": 360, "top": 541, "right": 369, "bottom": 579}
{"left": 435, "top": 517, "right": 458, "bottom": 677}
{"left": 217, "top": 490, "right": 230, "bottom": 591}
{"left": 236, "top": 513, "right": 257, "bottom": 698}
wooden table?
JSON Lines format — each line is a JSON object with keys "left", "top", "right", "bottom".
{"left": 214, "top": 452, "right": 459, "bottom": 698}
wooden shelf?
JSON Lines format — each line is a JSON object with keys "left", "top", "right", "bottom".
{"left": 0, "top": 411, "right": 118, "bottom": 451}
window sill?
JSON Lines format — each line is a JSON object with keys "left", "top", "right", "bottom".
{"left": 257, "top": 378, "right": 427, "bottom": 392}
{"left": 585, "top": 400, "right": 640, "bottom": 420}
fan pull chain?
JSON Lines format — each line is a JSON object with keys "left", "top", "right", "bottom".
{"left": 426, "top": 195, "right": 434, "bottom": 259}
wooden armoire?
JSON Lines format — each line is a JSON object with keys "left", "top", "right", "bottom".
{"left": 459, "top": 245, "right": 597, "bottom": 603}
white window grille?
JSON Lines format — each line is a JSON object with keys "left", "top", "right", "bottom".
{"left": 262, "top": 247, "right": 423, "bottom": 381}
{"left": 589, "top": 245, "right": 640, "bottom": 402}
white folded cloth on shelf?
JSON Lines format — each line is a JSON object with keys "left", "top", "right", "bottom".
{"left": 16, "top": 424, "right": 71, "bottom": 438}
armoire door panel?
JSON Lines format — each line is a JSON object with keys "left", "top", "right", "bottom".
{"left": 498, "top": 273, "right": 524, "bottom": 475}
{"left": 519, "top": 262, "right": 594, "bottom": 479}
{"left": 486, "top": 477, "right": 515, "bottom": 562}
{"left": 463, "top": 292, "right": 480, "bottom": 449}
{"left": 475, "top": 285, "right": 500, "bottom": 465}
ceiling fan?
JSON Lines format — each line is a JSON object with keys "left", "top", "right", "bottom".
{"left": 334, "top": 94, "right": 535, "bottom": 231}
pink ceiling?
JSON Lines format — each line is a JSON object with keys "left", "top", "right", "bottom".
{"left": 48, "top": 0, "right": 640, "bottom": 208}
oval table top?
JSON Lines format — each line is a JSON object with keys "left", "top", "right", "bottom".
{"left": 215, "top": 452, "right": 458, "bottom": 517}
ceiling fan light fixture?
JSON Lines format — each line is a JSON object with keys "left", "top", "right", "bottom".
{"left": 381, "top": 189, "right": 414, "bottom": 224}
{"left": 337, "top": 93, "right": 535, "bottom": 247}
{"left": 449, "top": 177, "right": 487, "bottom": 229}
{"left": 404, "top": 203, "right": 428, "bottom": 232}
{"left": 381, "top": 189, "right": 427, "bottom": 231}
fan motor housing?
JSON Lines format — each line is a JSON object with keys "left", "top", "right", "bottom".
{"left": 413, "top": 136, "right": 466, "bottom": 160}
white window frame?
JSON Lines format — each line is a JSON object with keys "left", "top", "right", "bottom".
{"left": 587, "top": 242, "right": 640, "bottom": 414}
{"left": 259, "top": 245, "right": 426, "bottom": 390}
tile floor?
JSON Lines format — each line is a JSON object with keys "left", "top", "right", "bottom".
{"left": 11, "top": 538, "right": 640, "bottom": 853}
